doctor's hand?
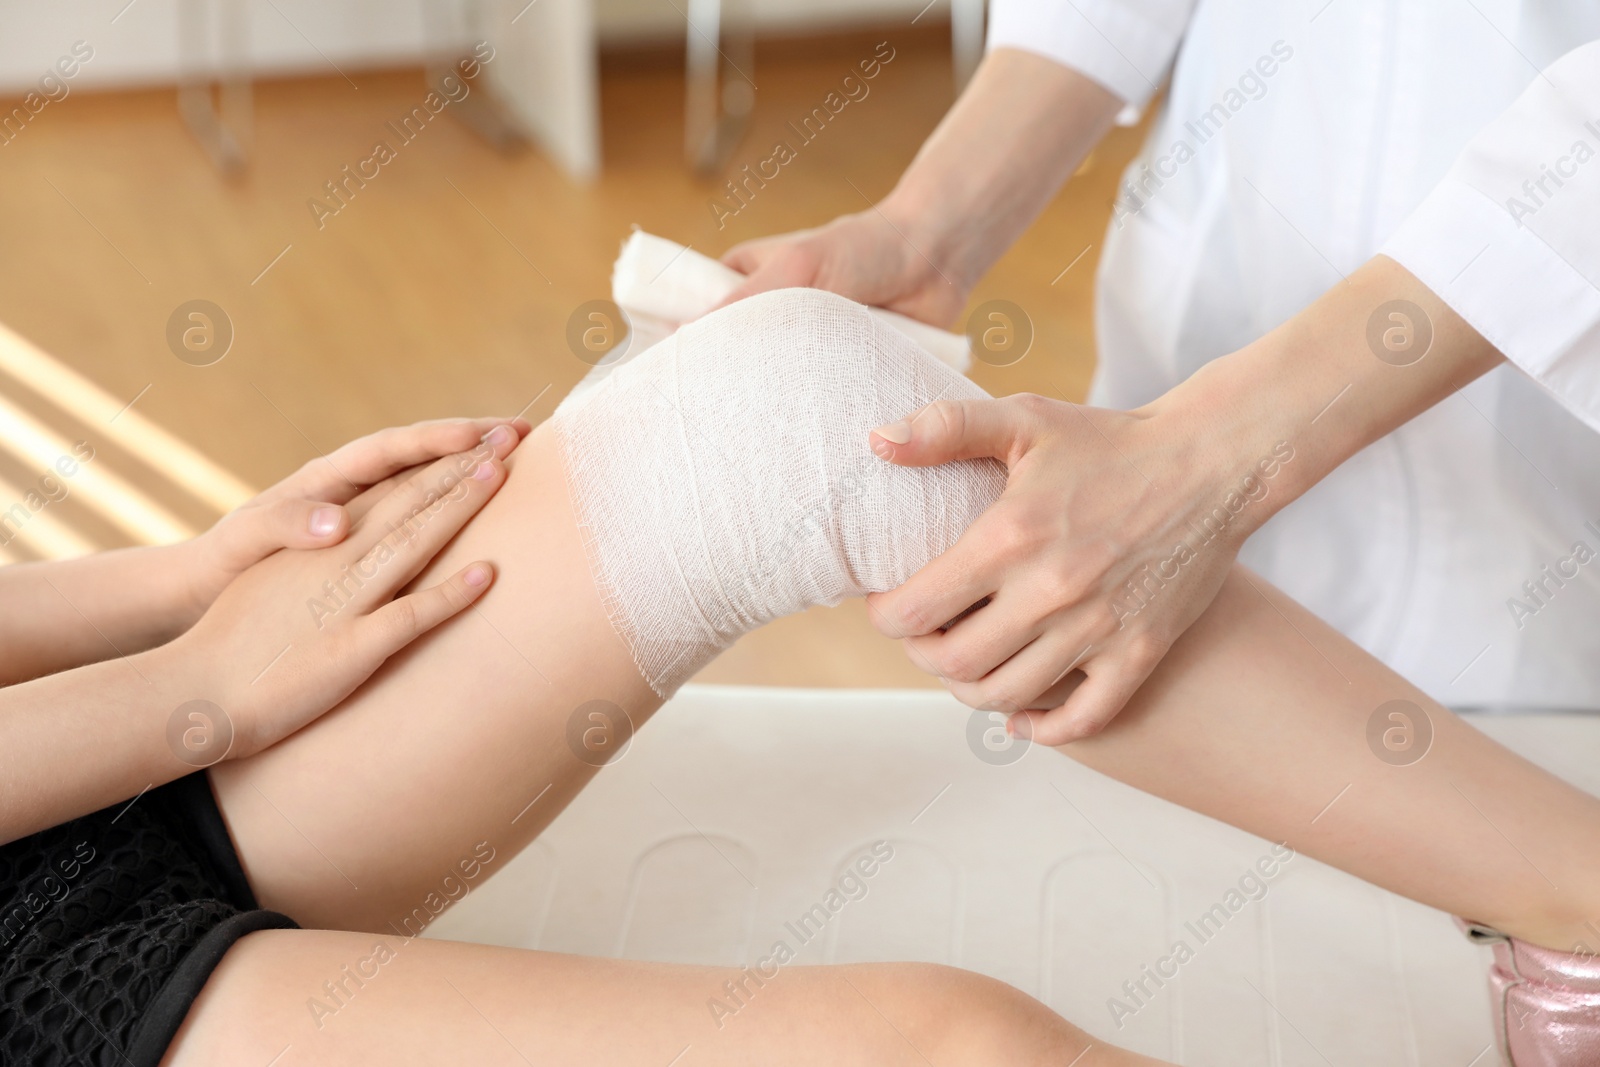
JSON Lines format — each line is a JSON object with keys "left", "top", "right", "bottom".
{"left": 719, "top": 209, "right": 970, "bottom": 327}
{"left": 716, "top": 52, "right": 1121, "bottom": 327}
{"left": 866, "top": 393, "right": 1284, "bottom": 746}
{"left": 865, "top": 257, "right": 1508, "bottom": 745}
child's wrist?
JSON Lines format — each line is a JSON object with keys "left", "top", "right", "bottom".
{"left": 141, "top": 541, "right": 214, "bottom": 638}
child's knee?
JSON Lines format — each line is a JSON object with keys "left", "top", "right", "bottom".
{"left": 853, "top": 963, "right": 1094, "bottom": 1066}
{"left": 551, "top": 288, "right": 1005, "bottom": 696}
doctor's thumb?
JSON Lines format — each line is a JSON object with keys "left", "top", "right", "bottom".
{"left": 868, "top": 397, "right": 1027, "bottom": 467}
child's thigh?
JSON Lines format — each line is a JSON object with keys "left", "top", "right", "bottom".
{"left": 209, "top": 426, "right": 658, "bottom": 933}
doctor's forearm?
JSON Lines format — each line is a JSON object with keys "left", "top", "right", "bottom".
{"left": 881, "top": 48, "right": 1122, "bottom": 291}
{"left": 1150, "top": 254, "right": 1505, "bottom": 528}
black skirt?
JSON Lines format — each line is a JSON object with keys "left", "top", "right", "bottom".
{"left": 0, "top": 773, "right": 296, "bottom": 1066}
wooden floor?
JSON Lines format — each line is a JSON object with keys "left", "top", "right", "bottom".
{"left": 0, "top": 26, "right": 1142, "bottom": 688}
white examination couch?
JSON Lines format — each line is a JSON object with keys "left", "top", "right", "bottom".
{"left": 428, "top": 685, "right": 1600, "bottom": 1065}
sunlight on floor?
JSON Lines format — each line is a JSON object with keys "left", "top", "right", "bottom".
{"left": 0, "top": 322, "right": 254, "bottom": 558}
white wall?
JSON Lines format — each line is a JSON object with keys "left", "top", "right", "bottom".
{"left": 0, "top": 0, "right": 942, "bottom": 94}
{"left": 0, "top": 1, "right": 446, "bottom": 94}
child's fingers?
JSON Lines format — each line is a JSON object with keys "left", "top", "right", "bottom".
{"left": 206, "top": 497, "right": 349, "bottom": 572}
{"left": 329, "top": 419, "right": 525, "bottom": 491}
{"left": 358, "top": 562, "right": 495, "bottom": 661}
{"left": 341, "top": 463, "right": 426, "bottom": 525}
{"left": 337, "top": 449, "right": 507, "bottom": 609}
{"left": 341, "top": 409, "right": 522, "bottom": 523}
{"left": 261, "top": 418, "right": 530, "bottom": 506}
{"left": 347, "top": 422, "right": 522, "bottom": 539}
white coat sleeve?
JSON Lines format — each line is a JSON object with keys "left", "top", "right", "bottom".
{"left": 985, "top": 0, "right": 1199, "bottom": 113}
{"left": 1382, "top": 40, "right": 1600, "bottom": 434}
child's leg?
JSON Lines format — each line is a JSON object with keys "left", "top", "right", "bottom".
{"left": 1060, "top": 565, "right": 1600, "bottom": 954}
{"left": 207, "top": 423, "right": 658, "bottom": 932}
{"left": 209, "top": 288, "right": 1005, "bottom": 934}
{"left": 164, "top": 930, "right": 1162, "bottom": 1066}
{"left": 214, "top": 288, "right": 1597, "bottom": 958}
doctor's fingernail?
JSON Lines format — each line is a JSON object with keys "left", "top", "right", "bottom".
{"left": 309, "top": 507, "right": 341, "bottom": 536}
{"left": 464, "top": 564, "right": 491, "bottom": 587}
{"left": 873, "top": 421, "right": 913, "bottom": 445}
{"left": 483, "top": 425, "right": 514, "bottom": 447}
{"left": 473, "top": 461, "right": 496, "bottom": 481}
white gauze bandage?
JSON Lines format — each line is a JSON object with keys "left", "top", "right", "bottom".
{"left": 611, "top": 230, "right": 973, "bottom": 373}
{"left": 554, "top": 287, "right": 1006, "bottom": 696}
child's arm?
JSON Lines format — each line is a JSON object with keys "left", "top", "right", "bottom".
{"left": 0, "top": 416, "right": 528, "bottom": 685}
{"left": 0, "top": 428, "right": 521, "bottom": 844}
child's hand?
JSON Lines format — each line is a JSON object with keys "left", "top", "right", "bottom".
{"left": 177, "top": 417, "right": 530, "bottom": 624}
{"left": 157, "top": 430, "right": 519, "bottom": 760}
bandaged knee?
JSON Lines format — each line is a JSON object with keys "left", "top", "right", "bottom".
{"left": 553, "top": 287, "right": 1005, "bottom": 696}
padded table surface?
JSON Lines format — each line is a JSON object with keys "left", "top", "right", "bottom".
{"left": 428, "top": 685, "right": 1600, "bottom": 1065}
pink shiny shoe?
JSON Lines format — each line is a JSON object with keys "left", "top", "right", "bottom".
{"left": 1458, "top": 918, "right": 1600, "bottom": 1066}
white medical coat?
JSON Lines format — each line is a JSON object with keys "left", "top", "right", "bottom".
{"left": 989, "top": 1, "right": 1600, "bottom": 709}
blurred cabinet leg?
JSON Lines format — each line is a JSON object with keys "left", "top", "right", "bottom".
{"left": 684, "top": 0, "right": 754, "bottom": 175}
{"left": 951, "top": 0, "right": 985, "bottom": 91}
{"left": 177, "top": 0, "right": 251, "bottom": 175}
